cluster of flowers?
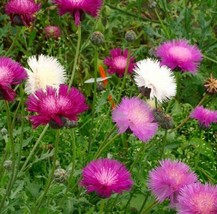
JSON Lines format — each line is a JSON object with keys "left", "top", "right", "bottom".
{"left": 149, "top": 159, "right": 217, "bottom": 213}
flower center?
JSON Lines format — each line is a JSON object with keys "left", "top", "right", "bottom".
{"left": 129, "top": 107, "right": 148, "bottom": 124}
{"left": 70, "top": 0, "right": 84, "bottom": 3}
{"left": 167, "top": 169, "right": 184, "bottom": 187}
{"left": 0, "top": 67, "right": 13, "bottom": 84}
{"left": 113, "top": 56, "right": 127, "bottom": 70}
{"left": 169, "top": 46, "right": 192, "bottom": 62}
{"left": 41, "top": 96, "right": 58, "bottom": 113}
{"left": 193, "top": 193, "right": 215, "bottom": 214}
{"left": 95, "top": 167, "right": 118, "bottom": 186}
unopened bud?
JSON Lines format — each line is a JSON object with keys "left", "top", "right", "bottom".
{"left": 90, "top": 31, "right": 105, "bottom": 45}
{"left": 44, "top": 25, "right": 61, "bottom": 39}
{"left": 54, "top": 168, "right": 67, "bottom": 183}
{"left": 1, "top": 128, "right": 8, "bottom": 136}
{"left": 125, "top": 30, "right": 137, "bottom": 42}
{"left": 3, "top": 160, "right": 12, "bottom": 170}
{"left": 153, "top": 108, "right": 174, "bottom": 130}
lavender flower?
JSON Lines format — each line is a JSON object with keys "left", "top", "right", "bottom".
{"left": 148, "top": 159, "right": 198, "bottom": 205}
{"left": 177, "top": 183, "right": 217, "bottom": 214}
{"left": 190, "top": 106, "right": 217, "bottom": 128}
{"left": 112, "top": 97, "right": 158, "bottom": 143}
{"left": 156, "top": 39, "right": 202, "bottom": 74}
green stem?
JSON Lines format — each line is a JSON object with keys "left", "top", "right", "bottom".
{"left": 68, "top": 25, "right": 82, "bottom": 87}
{"left": 117, "top": 51, "right": 131, "bottom": 103}
{"left": 99, "top": 199, "right": 106, "bottom": 214}
{"left": 171, "top": 94, "right": 209, "bottom": 132}
{"left": 160, "top": 130, "right": 168, "bottom": 159}
{"left": 0, "top": 101, "right": 16, "bottom": 212}
{"left": 94, "top": 133, "right": 120, "bottom": 159}
{"left": 19, "top": 124, "right": 49, "bottom": 174}
{"left": 123, "top": 191, "right": 135, "bottom": 213}
{"left": 59, "top": 129, "right": 76, "bottom": 204}
{"left": 154, "top": 8, "right": 170, "bottom": 39}
{"left": 138, "top": 193, "right": 150, "bottom": 214}
{"left": 33, "top": 130, "right": 60, "bottom": 213}
{"left": 130, "top": 143, "right": 146, "bottom": 170}
{"left": 194, "top": 131, "right": 204, "bottom": 170}
{"left": 141, "top": 200, "right": 158, "bottom": 214}
{"left": 203, "top": 55, "right": 217, "bottom": 64}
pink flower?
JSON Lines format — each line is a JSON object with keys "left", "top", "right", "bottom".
{"left": 148, "top": 159, "right": 198, "bottom": 205}
{"left": 52, "top": 0, "right": 103, "bottom": 26}
{"left": 0, "top": 57, "right": 27, "bottom": 101}
{"left": 177, "top": 183, "right": 217, "bottom": 214}
{"left": 5, "top": 0, "right": 40, "bottom": 27}
{"left": 44, "top": 26, "right": 61, "bottom": 39}
{"left": 80, "top": 158, "right": 133, "bottom": 198}
{"left": 26, "top": 84, "right": 88, "bottom": 128}
{"left": 156, "top": 39, "right": 202, "bottom": 74}
{"left": 104, "top": 48, "right": 135, "bottom": 77}
{"left": 112, "top": 97, "right": 158, "bottom": 143}
{"left": 190, "top": 106, "right": 217, "bottom": 128}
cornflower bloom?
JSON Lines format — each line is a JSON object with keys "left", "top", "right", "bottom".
{"left": 134, "top": 58, "right": 176, "bottom": 103}
{"left": 104, "top": 48, "right": 135, "bottom": 77}
{"left": 190, "top": 106, "right": 217, "bottom": 128}
{"left": 148, "top": 159, "right": 197, "bottom": 205}
{"left": 5, "top": 0, "right": 40, "bottom": 26}
{"left": 44, "top": 25, "right": 61, "bottom": 39}
{"left": 80, "top": 158, "right": 133, "bottom": 198}
{"left": 26, "top": 84, "right": 88, "bottom": 128}
{"left": 156, "top": 39, "right": 202, "bottom": 74}
{"left": 25, "top": 55, "right": 66, "bottom": 94}
{"left": 52, "top": 0, "right": 103, "bottom": 26}
{"left": 177, "top": 183, "right": 217, "bottom": 214}
{"left": 0, "top": 57, "right": 27, "bottom": 101}
{"left": 112, "top": 97, "right": 158, "bottom": 143}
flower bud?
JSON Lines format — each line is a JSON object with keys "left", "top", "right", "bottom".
{"left": 204, "top": 74, "right": 217, "bottom": 95}
{"left": 54, "top": 168, "right": 67, "bottom": 183}
{"left": 1, "top": 128, "right": 8, "bottom": 136}
{"left": 44, "top": 25, "right": 61, "bottom": 40}
{"left": 153, "top": 108, "right": 174, "bottom": 130}
{"left": 125, "top": 30, "right": 137, "bottom": 42}
{"left": 90, "top": 31, "right": 105, "bottom": 45}
{"left": 3, "top": 160, "right": 12, "bottom": 170}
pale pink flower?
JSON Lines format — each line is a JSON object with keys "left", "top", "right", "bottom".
{"left": 112, "top": 97, "right": 158, "bottom": 143}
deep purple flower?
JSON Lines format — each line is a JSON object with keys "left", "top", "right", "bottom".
{"left": 177, "top": 183, "right": 217, "bottom": 214}
{"left": 80, "top": 158, "right": 133, "bottom": 198}
{"left": 52, "top": 0, "right": 103, "bottom": 26}
{"left": 190, "top": 106, "right": 217, "bottom": 128}
{"left": 112, "top": 97, "right": 158, "bottom": 143}
{"left": 44, "top": 25, "right": 61, "bottom": 39}
{"left": 0, "top": 57, "right": 27, "bottom": 101}
{"left": 5, "top": 0, "right": 40, "bottom": 27}
{"left": 26, "top": 84, "right": 88, "bottom": 128}
{"left": 104, "top": 48, "right": 135, "bottom": 77}
{"left": 148, "top": 159, "right": 197, "bottom": 205}
{"left": 156, "top": 39, "right": 202, "bottom": 74}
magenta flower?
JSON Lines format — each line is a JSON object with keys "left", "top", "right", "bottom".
{"left": 44, "top": 25, "right": 61, "bottom": 39}
{"left": 190, "top": 106, "right": 217, "bottom": 128}
{"left": 52, "top": 0, "right": 103, "bottom": 26}
{"left": 148, "top": 159, "right": 198, "bottom": 205}
{"left": 80, "top": 158, "right": 133, "bottom": 198}
{"left": 156, "top": 39, "right": 202, "bottom": 74}
{"left": 112, "top": 97, "right": 158, "bottom": 143}
{"left": 177, "top": 183, "right": 217, "bottom": 214}
{"left": 26, "top": 84, "right": 88, "bottom": 128}
{"left": 104, "top": 48, "right": 135, "bottom": 77}
{"left": 5, "top": 0, "right": 40, "bottom": 27}
{"left": 0, "top": 57, "right": 27, "bottom": 101}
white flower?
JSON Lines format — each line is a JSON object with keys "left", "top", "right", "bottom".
{"left": 25, "top": 55, "right": 67, "bottom": 94}
{"left": 134, "top": 58, "right": 176, "bottom": 102}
